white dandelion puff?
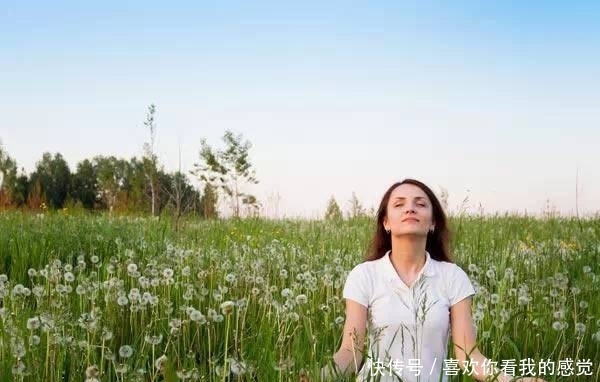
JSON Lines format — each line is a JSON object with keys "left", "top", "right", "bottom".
{"left": 119, "top": 345, "right": 134, "bottom": 358}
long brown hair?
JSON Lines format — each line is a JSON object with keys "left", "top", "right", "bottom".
{"left": 365, "top": 179, "right": 452, "bottom": 263}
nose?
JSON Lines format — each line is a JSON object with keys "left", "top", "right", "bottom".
{"left": 405, "top": 206, "right": 416, "bottom": 214}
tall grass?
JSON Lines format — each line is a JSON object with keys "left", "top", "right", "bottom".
{"left": 0, "top": 211, "right": 598, "bottom": 381}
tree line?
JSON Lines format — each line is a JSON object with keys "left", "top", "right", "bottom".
{"left": 0, "top": 105, "right": 260, "bottom": 220}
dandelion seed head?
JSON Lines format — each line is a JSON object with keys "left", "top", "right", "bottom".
{"left": 27, "top": 317, "right": 41, "bottom": 330}
{"left": 119, "top": 345, "right": 134, "bottom": 358}
{"left": 155, "top": 354, "right": 168, "bottom": 371}
{"left": 189, "top": 310, "right": 206, "bottom": 323}
{"left": 162, "top": 268, "right": 174, "bottom": 279}
{"left": 144, "top": 334, "right": 163, "bottom": 346}
{"left": 220, "top": 301, "right": 235, "bottom": 315}
{"left": 280, "top": 288, "right": 293, "bottom": 299}
{"left": 86, "top": 365, "right": 99, "bottom": 378}
{"left": 552, "top": 321, "right": 565, "bottom": 331}
{"left": 29, "top": 335, "right": 41, "bottom": 346}
{"left": 127, "top": 263, "right": 138, "bottom": 274}
{"left": 225, "top": 273, "right": 236, "bottom": 283}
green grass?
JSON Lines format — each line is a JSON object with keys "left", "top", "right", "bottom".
{"left": 0, "top": 211, "right": 598, "bottom": 381}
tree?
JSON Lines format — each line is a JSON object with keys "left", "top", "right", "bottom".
{"left": 94, "top": 156, "right": 129, "bottom": 213}
{"left": 325, "top": 196, "right": 343, "bottom": 221}
{"left": 31, "top": 152, "right": 71, "bottom": 209}
{"left": 199, "top": 183, "right": 218, "bottom": 219}
{"left": 0, "top": 141, "right": 19, "bottom": 208}
{"left": 142, "top": 104, "right": 160, "bottom": 216}
{"left": 193, "top": 130, "right": 259, "bottom": 218}
{"left": 347, "top": 191, "right": 366, "bottom": 218}
{"left": 71, "top": 159, "right": 98, "bottom": 210}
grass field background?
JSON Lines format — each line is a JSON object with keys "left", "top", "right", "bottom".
{"left": 0, "top": 211, "right": 598, "bottom": 381}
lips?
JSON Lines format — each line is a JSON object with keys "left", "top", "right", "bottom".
{"left": 402, "top": 217, "right": 420, "bottom": 222}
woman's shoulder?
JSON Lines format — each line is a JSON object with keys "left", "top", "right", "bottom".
{"left": 430, "top": 257, "right": 469, "bottom": 277}
{"left": 347, "top": 257, "right": 384, "bottom": 278}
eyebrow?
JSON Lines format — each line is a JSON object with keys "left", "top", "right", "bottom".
{"left": 392, "top": 196, "right": 427, "bottom": 201}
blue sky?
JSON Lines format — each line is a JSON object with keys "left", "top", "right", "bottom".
{"left": 1, "top": 1, "right": 599, "bottom": 217}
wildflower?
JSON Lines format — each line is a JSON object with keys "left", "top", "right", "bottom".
{"left": 490, "top": 294, "right": 500, "bottom": 304}
{"left": 102, "top": 329, "right": 113, "bottom": 341}
{"left": 162, "top": 268, "right": 174, "bottom": 279}
{"left": 583, "top": 265, "right": 592, "bottom": 274}
{"left": 220, "top": 301, "right": 235, "bottom": 315}
{"left": 144, "top": 334, "right": 163, "bottom": 346}
{"left": 190, "top": 310, "right": 206, "bottom": 324}
{"left": 473, "top": 310, "right": 484, "bottom": 321}
{"left": 155, "top": 354, "right": 168, "bottom": 371}
{"left": 119, "top": 345, "right": 134, "bottom": 358}
{"left": 295, "top": 294, "right": 308, "bottom": 305}
{"left": 64, "top": 272, "right": 75, "bottom": 283}
{"left": 28, "top": 269, "right": 37, "bottom": 277}
{"left": 553, "top": 310, "right": 565, "bottom": 320}
{"left": 334, "top": 316, "right": 344, "bottom": 325}
{"left": 225, "top": 273, "right": 236, "bottom": 283}
{"left": 27, "top": 317, "right": 41, "bottom": 330}
{"left": 29, "top": 335, "right": 41, "bottom": 346}
{"left": 90, "top": 255, "right": 99, "bottom": 264}
{"left": 127, "top": 263, "right": 138, "bottom": 274}
{"left": 229, "top": 358, "right": 247, "bottom": 375}
{"left": 280, "top": 269, "right": 288, "bottom": 279}
{"left": 281, "top": 288, "right": 293, "bottom": 299}
{"left": 115, "top": 364, "right": 129, "bottom": 374}
{"left": 86, "top": 365, "right": 100, "bottom": 378}
{"left": 552, "top": 321, "right": 565, "bottom": 331}
{"left": 575, "top": 322, "right": 586, "bottom": 334}
{"left": 580, "top": 301, "right": 589, "bottom": 309}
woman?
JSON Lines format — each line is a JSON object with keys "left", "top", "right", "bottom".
{"left": 319, "top": 179, "right": 545, "bottom": 382}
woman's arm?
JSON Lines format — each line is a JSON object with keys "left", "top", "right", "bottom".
{"left": 450, "top": 297, "right": 546, "bottom": 382}
{"left": 321, "top": 299, "right": 367, "bottom": 379}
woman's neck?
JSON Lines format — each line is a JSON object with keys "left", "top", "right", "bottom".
{"left": 389, "top": 238, "right": 427, "bottom": 274}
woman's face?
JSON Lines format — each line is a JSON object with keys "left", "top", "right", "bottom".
{"left": 383, "top": 183, "right": 435, "bottom": 236}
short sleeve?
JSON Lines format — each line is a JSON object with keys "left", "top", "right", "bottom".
{"left": 342, "top": 264, "right": 370, "bottom": 308}
{"left": 448, "top": 265, "right": 476, "bottom": 306}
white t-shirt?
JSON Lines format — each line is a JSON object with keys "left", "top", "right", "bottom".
{"left": 343, "top": 250, "right": 475, "bottom": 382}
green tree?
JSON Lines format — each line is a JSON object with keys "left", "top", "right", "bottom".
{"left": 324, "top": 196, "right": 343, "bottom": 221}
{"left": 0, "top": 141, "right": 19, "bottom": 208}
{"left": 94, "top": 156, "right": 129, "bottom": 212}
{"left": 199, "top": 183, "right": 218, "bottom": 219}
{"left": 31, "top": 152, "right": 71, "bottom": 209}
{"left": 71, "top": 159, "right": 98, "bottom": 210}
{"left": 193, "top": 130, "right": 259, "bottom": 218}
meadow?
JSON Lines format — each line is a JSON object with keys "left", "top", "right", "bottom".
{"left": 0, "top": 211, "right": 598, "bottom": 381}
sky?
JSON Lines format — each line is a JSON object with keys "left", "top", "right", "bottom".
{"left": 1, "top": 1, "right": 599, "bottom": 218}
